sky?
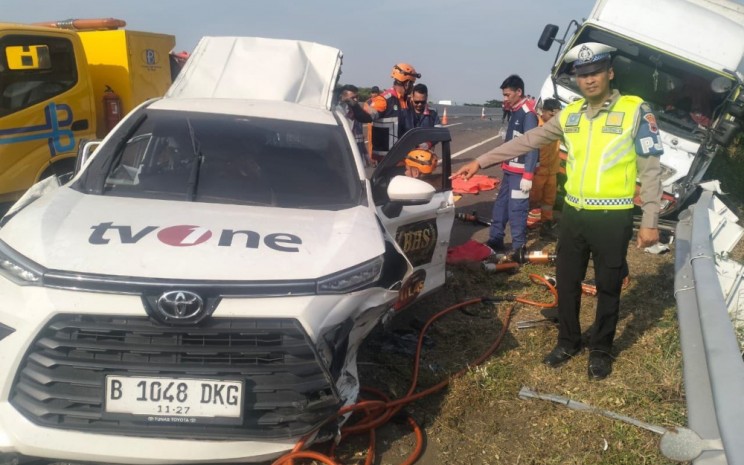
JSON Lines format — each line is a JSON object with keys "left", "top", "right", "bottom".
{"left": 0, "top": 0, "right": 681, "bottom": 104}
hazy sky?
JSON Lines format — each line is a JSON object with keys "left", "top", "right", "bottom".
{"left": 3, "top": 0, "right": 727, "bottom": 104}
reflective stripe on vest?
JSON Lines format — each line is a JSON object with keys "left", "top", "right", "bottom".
{"left": 371, "top": 89, "right": 404, "bottom": 157}
{"left": 560, "top": 95, "right": 642, "bottom": 210}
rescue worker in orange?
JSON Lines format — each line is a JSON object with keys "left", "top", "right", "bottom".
{"left": 528, "top": 98, "right": 562, "bottom": 234}
{"left": 404, "top": 148, "right": 438, "bottom": 179}
{"left": 345, "top": 63, "right": 420, "bottom": 162}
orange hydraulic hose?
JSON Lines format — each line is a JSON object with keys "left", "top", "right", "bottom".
{"left": 271, "top": 276, "right": 556, "bottom": 465}
{"left": 515, "top": 273, "right": 559, "bottom": 308}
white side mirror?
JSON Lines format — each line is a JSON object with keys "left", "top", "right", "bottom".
{"left": 387, "top": 175, "right": 436, "bottom": 205}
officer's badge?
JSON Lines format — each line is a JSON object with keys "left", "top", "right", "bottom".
{"left": 644, "top": 113, "right": 658, "bottom": 133}
{"left": 577, "top": 45, "right": 594, "bottom": 64}
{"left": 566, "top": 113, "right": 582, "bottom": 126}
{"left": 606, "top": 112, "right": 624, "bottom": 126}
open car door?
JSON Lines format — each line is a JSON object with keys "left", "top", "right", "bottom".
{"left": 371, "top": 127, "right": 455, "bottom": 307}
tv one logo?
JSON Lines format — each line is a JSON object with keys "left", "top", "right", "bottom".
{"left": 89, "top": 223, "right": 302, "bottom": 252}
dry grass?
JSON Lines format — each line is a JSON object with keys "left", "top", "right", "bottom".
{"left": 356, "top": 238, "right": 685, "bottom": 464}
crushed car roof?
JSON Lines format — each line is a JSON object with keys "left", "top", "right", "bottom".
{"left": 166, "top": 36, "right": 343, "bottom": 110}
{"left": 148, "top": 98, "right": 338, "bottom": 125}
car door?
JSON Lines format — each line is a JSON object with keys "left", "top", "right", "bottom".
{"left": 371, "top": 127, "right": 455, "bottom": 305}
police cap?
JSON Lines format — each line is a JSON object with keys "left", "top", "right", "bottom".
{"left": 564, "top": 42, "right": 616, "bottom": 76}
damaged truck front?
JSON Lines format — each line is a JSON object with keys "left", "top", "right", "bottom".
{"left": 537, "top": 0, "right": 744, "bottom": 218}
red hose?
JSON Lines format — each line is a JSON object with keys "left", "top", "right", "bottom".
{"left": 271, "top": 273, "right": 557, "bottom": 464}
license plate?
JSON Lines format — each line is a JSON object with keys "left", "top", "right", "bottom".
{"left": 105, "top": 375, "right": 243, "bottom": 422}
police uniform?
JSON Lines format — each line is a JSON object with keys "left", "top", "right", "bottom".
{"left": 475, "top": 42, "right": 663, "bottom": 378}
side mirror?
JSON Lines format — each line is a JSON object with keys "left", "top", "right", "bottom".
{"left": 711, "top": 120, "right": 741, "bottom": 147}
{"left": 538, "top": 24, "right": 560, "bottom": 51}
{"left": 76, "top": 140, "right": 102, "bottom": 174}
{"left": 387, "top": 175, "right": 436, "bottom": 205}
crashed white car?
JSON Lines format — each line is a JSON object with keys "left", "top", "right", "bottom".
{"left": 0, "top": 37, "right": 454, "bottom": 463}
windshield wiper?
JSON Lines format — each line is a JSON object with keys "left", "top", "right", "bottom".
{"left": 186, "top": 118, "right": 203, "bottom": 201}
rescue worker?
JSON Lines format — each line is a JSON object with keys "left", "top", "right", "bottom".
{"left": 527, "top": 98, "right": 562, "bottom": 234}
{"left": 486, "top": 74, "right": 539, "bottom": 253}
{"left": 404, "top": 148, "right": 438, "bottom": 179}
{"left": 346, "top": 63, "right": 420, "bottom": 162}
{"left": 401, "top": 83, "right": 440, "bottom": 151}
{"left": 337, "top": 84, "right": 372, "bottom": 166}
{"left": 402, "top": 83, "right": 440, "bottom": 133}
{"left": 451, "top": 42, "right": 663, "bottom": 380}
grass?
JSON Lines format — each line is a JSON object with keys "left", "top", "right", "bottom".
{"left": 355, "top": 239, "right": 685, "bottom": 465}
{"left": 343, "top": 141, "right": 744, "bottom": 464}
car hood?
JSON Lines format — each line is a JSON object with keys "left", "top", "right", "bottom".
{"left": 0, "top": 188, "right": 384, "bottom": 281}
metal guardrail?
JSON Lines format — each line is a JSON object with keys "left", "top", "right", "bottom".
{"left": 674, "top": 190, "right": 744, "bottom": 465}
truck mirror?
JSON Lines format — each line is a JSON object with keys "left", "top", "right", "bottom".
{"left": 538, "top": 25, "right": 559, "bottom": 51}
{"left": 711, "top": 120, "right": 741, "bottom": 147}
{"left": 5, "top": 45, "right": 51, "bottom": 70}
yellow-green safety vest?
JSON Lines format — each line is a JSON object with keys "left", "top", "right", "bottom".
{"left": 559, "top": 95, "right": 642, "bottom": 210}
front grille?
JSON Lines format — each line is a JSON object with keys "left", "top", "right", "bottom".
{"left": 10, "top": 315, "right": 340, "bottom": 440}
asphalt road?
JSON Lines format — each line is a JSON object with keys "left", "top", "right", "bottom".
{"left": 440, "top": 113, "right": 508, "bottom": 247}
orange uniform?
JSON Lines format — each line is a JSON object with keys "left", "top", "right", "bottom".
{"left": 529, "top": 116, "right": 561, "bottom": 222}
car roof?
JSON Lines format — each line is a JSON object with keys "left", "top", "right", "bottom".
{"left": 166, "top": 36, "right": 343, "bottom": 111}
{"left": 148, "top": 98, "right": 339, "bottom": 125}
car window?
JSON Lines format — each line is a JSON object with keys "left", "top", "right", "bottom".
{"left": 97, "top": 109, "right": 361, "bottom": 210}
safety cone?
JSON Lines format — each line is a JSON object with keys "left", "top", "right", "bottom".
{"left": 481, "top": 107, "right": 485, "bottom": 119}
{"left": 441, "top": 107, "right": 448, "bottom": 125}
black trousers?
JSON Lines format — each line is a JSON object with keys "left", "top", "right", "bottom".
{"left": 555, "top": 206, "right": 633, "bottom": 352}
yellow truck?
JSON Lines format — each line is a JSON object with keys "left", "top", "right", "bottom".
{"left": 0, "top": 18, "right": 176, "bottom": 208}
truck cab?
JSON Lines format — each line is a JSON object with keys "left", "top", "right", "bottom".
{"left": 537, "top": 0, "right": 744, "bottom": 218}
{"left": 0, "top": 20, "right": 175, "bottom": 210}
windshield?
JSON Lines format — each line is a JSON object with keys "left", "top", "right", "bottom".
{"left": 81, "top": 109, "right": 361, "bottom": 210}
{"left": 555, "top": 27, "right": 735, "bottom": 139}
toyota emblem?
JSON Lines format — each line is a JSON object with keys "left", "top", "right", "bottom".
{"left": 156, "top": 291, "right": 204, "bottom": 320}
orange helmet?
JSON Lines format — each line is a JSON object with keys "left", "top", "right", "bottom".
{"left": 405, "top": 149, "right": 438, "bottom": 174}
{"left": 391, "top": 63, "right": 420, "bottom": 83}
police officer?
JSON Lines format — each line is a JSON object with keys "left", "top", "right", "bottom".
{"left": 346, "top": 63, "right": 420, "bottom": 162}
{"left": 451, "top": 42, "right": 663, "bottom": 380}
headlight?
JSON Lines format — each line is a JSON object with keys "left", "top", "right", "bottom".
{"left": 317, "top": 256, "right": 383, "bottom": 294}
{"left": 0, "top": 241, "right": 44, "bottom": 285}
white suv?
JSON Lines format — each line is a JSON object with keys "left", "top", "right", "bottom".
{"left": 0, "top": 37, "right": 454, "bottom": 463}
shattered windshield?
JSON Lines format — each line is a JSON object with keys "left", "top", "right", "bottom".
{"left": 555, "top": 27, "right": 735, "bottom": 139}
{"left": 85, "top": 109, "right": 361, "bottom": 210}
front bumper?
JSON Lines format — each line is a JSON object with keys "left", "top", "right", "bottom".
{"left": 0, "top": 284, "right": 396, "bottom": 463}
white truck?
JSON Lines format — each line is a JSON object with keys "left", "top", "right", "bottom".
{"left": 537, "top": 0, "right": 744, "bottom": 219}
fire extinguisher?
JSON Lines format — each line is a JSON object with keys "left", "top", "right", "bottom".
{"left": 103, "top": 85, "right": 122, "bottom": 133}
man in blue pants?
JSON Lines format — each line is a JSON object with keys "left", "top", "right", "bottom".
{"left": 486, "top": 74, "right": 539, "bottom": 252}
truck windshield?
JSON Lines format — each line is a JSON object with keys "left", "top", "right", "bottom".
{"left": 554, "top": 27, "right": 735, "bottom": 139}
{"left": 85, "top": 109, "right": 361, "bottom": 210}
